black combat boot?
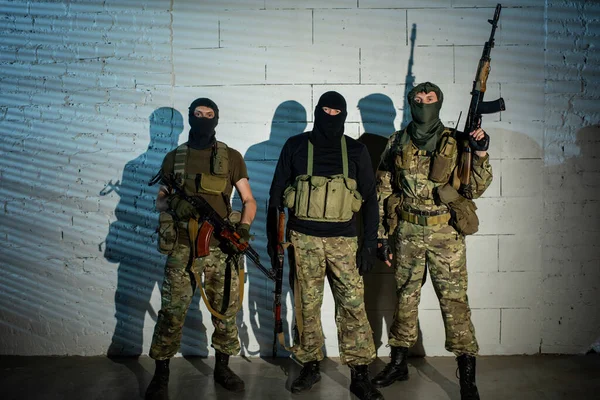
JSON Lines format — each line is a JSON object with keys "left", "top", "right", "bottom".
{"left": 290, "top": 360, "right": 321, "bottom": 393}
{"left": 350, "top": 365, "right": 385, "bottom": 400}
{"left": 214, "top": 351, "right": 245, "bottom": 392}
{"left": 457, "top": 354, "right": 480, "bottom": 400}
{"left": 145, "top": 359, "right": 170, "bottom": 400}
{"left": 371, "top": 346, "right": 409, "bottom": 387}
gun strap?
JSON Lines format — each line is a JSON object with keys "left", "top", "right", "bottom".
{"left": 187, "top": 219, "right": 244, "bottom": 321}
{"left": 289, "top": 243, "right": 304, "bottom": 346}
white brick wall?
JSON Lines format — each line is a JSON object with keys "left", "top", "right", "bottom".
{"left": 0, "top": 0, "right": 598, "bottom": 358}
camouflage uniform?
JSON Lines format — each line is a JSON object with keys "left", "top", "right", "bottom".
{"left": 149, "top": 143, "right": 249, "bottom": 360}
{"left": 377, "top": 129, "right": 493, "bottom": 356}
{"left": 289, "top": 229, "right": 376, "bottom": 365}
{"left": 149, "top": 243, "right": 242, "bottom": 359}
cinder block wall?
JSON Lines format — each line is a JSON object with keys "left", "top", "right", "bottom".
{"left": 0, "top": 0, "right": 597, "bottom": 356}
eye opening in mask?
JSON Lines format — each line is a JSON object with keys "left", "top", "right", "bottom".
{"left": 193, "top": 106, "right": 215, "bottom": 119}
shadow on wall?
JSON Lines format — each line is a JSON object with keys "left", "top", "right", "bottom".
{"left": 543, "top": 125, "right": 600, "bottom": 353}
{"left": 235, "top": 100, "right": 307, "bottom": 357}
{"left": 102, "top": 107, "right": 210, "bottom": 358}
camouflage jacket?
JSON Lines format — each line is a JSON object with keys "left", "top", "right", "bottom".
{"left": 376, "top": 128, "right": 493, "bottom": 238}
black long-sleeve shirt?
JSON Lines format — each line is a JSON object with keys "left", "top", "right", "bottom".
{"left": 268, "top": 132, "right": 378, "bottom": 249}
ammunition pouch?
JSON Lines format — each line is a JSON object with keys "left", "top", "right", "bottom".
{"left": 284, "top": 135, "right": 362, "bottom": 222}
{"left": 284, "top": 174, "right": 362, "bottom": 222}
{"left": 195, "top": 173, "right": 228, "bottom": 195}
{"left": 211, "top": 141, "right": 229, "bottom": 175}
{"left": 383, "top": 192, "right": 403, "bottom": 235}
{"left": 157, "top": 211, "right": 179, "bottom": 254}
{"left": 429, "top": 134, "right": 457, "bottom": 183}
{"left": 436, "top": 183, "right": 479, "bottom": 235}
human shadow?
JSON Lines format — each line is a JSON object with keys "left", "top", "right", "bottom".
{"left": 357, "top": 23, "right": 430, "bottom": 360}
{"left": 235, "top": 100, "right": 307, "bottom": 362}
{"left": 102, "top": 107, "right": 208, "bottom": 396}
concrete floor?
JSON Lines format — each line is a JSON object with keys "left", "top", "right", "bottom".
{"left": 1, "top": 354, "right": 599, "bottom": 400}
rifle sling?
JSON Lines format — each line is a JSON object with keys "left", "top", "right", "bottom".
{"left": 187, "top": 219, "right": 244, "bottom": 321}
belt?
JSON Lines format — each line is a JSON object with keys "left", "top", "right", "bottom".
{"left": 402, "top": 197, "right": 436, "bottom": 205}
{"left": 399, "top": 209, "right": 450, "bottom": 226}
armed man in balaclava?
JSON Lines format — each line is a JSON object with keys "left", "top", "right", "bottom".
{"left": 146, "top": 98, "right": 257, "bottom": 399}
{"left": 373, "top": 82, "right": 493, "bottom": 400}
{"left": 267, "top": 91, "right": 384, "bottom": 400}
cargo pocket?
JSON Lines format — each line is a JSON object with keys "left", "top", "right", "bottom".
{"left": 157, "top": 211, "right": 178, "bottom": 255}
{"left": 283, "top": 185, "right": 296, "bottom": 209}
{"left": 429, "top": 135, "right": 457, "bottom": 183}
{"left": 294, "top": 175, "right": 311, "bottom": 218}
{"left": 198, "top": 174, "right": 227, "bottom": 195}
{"left": 325, "top": 178, "right": 345, "bottom": 219}
{"left": 307, "top": 176, "right": 328, "bottom": 219}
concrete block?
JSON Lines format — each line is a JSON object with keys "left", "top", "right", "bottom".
{"left": 477, "top": 197, "right": 543, "bottom": 235}
{"left": 314, "top": 9, "right": 406, "bottom": 48}
{"left": 266, "top": 46, "right": 360, "bottom": 84}
{"left": 408, "top": 8, "right": 492, "bottom": 46}
{"left": 361, "top": 45, "right": 453, "bottom": 84}
{"left": 267, "top": 0, "right": 356, "bottom": 8}
{"left": 499, "top": 234, "right": 542, "bottom": 273}
{"left": 501, "top": 159, "right": 543, "bottom": 198}
{"left": 500, "top": 308, "right": 541, "bottom": 352}
{"left": 171, "top": 10, "right": 218, "bottom": 49}
{"left": 29, "top": 2, "right": 68, "bottom": 17}
{"left": 360, "top": 0, "right": 450, "bottom": 7}
{"left": 220, "top": 10, "right": 312, "bottom": 47}
{"left": 175, "top": 47, "right": 266, "bottom": 86}
{"left": 468, "top": 271, "right": 542, "bottom": 309}
{"left": 466, "top": 235, "right": 499, "bottom": 273}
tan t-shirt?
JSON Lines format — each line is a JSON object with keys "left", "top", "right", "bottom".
{"left": 161, "top": 143, "right": 248, "bottom": 244}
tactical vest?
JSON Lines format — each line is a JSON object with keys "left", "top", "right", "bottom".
{"left": 174, "top": 141, "right": 229, "bottom": 195}
{"left": 394, "top": 128, "right": 457, "bottom": 185}
{"left": 391, "top": 128, "right": 457, "bottom": 226}
{"left": 283, "top": 136, "right": 362, "bottom": 222}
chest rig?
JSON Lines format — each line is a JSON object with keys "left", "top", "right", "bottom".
{"left": 174, "top": 141, "right": 229, "bottom": 196}
{"left": 391, "top": 128, "right": 458, "bottom": 226}
{"left": 283, "top": 136, "right": 363, "bottom": 222}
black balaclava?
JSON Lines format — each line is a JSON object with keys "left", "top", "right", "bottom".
{"left": 310, "top": 91, "right": 348, "bottom": 147}
{"left": 188, "top": 97, "right": 219, "bottom": 150}
{"left": 407, "top": 82, "right": 445, "bottom": 152}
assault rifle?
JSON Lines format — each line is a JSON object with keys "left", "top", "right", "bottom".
{"left": 157, "top": 173, "right": 276, "bottom": 282}
{"left": 457, "top": 3, "right": 506, "bottom": 199}
{"left": 272, "top": 207, "right": 286, "bottom": 357}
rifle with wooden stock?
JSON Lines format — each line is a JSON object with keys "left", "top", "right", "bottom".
{"left": 457, "top": 3, "right": 506, "bottom": 199}
{"left": 272, "top": 207, "right": 286, "bottom": 357}
{"left": 158, "top": 173, "right": 276, "bottom": 282}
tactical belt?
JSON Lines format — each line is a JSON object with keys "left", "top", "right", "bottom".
{"left": 399, "top": 208, "right": 450, "bottom": 226}
{"left": 403, "top": 197, "right": 436, "bottom": 205}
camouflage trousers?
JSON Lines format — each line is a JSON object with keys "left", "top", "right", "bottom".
{"left": 149, "top": 243, "right": 242, "bottom": 360}
{"left": 288, "top": 230, "right": 376, "bottom": 366}
{"left": 389, "top": 220, "right": 479, "bottom": 356}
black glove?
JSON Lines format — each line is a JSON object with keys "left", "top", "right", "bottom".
{"left": 376, "top": 238, "right": 392, "bottom": 264}
{"left": 356, "top": 246, "right": 377, "bottom": 276}
{"left": 236, "top": 223, "right": 252, "bottom": 244}
{"left": 168, "top": 194, "right": 198, "bottom": 221}
{"left": 468, "top": 131, "right": 490, "bottom": 151}
{"left": 227, "top": 223, "right": 253, "bottom": 254}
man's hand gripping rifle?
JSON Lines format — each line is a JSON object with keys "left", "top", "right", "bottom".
{"left": 159, "top": 173, "right": 276, "bottom": 283}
